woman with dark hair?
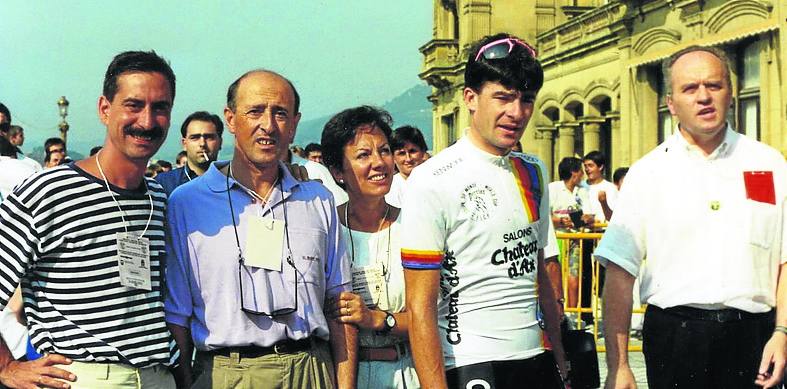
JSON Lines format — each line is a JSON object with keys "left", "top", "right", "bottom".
{"left": 321, "top": 106, "right": 419, "bottom": 389}
{"left": 386, "top": 126, "right": 428, "bottom": 207}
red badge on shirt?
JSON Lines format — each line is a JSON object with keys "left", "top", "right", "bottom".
{"left": 743, "top": 171, "right": 775, "bottom": 205}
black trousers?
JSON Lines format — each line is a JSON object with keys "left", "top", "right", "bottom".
{"left": 643, "top": 305, "right": 777, "bottom": 389}
{"left": 446, "top": 351, "right": 563, "bottom": 389}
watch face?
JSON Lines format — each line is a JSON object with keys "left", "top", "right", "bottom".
{"left": 385, "top": 313, "right": 396, "bottom": 328}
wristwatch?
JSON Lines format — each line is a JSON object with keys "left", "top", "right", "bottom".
{"left": 380, "top": 311, "right": 396, "bottom": 334}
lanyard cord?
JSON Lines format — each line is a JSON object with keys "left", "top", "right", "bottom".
{"left": 345, "top": 201, "right": 391, "bottom": 276}
{"left": 95, "top": 150, "right": 153, "bottom": 238}
{"left": 183, "top": 166, "right": 192, "bottom": 181}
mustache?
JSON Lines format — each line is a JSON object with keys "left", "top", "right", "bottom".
{"left": 123, "top": 125, "right": 165, "bottom": 140}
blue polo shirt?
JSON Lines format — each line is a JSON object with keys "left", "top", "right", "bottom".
{"left": 164, "top": 161, "right": 351, "bottom": 349}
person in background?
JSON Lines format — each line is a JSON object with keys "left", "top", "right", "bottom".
{"left": 5, "top": 125, "right": 41, "bottom": 172}
{"left": 321, "top": 105, "right": 420, "bottom": 389}
{"left": 157, "top": 160, "right": 172, "bottom": 172}
{"left": 0, "top": 103, "right": 10, "bottom": 127}
{"left": 155, "top": 111, "right": 223, "bottom": 195}
{"left": 175, "top": 150, "right": 187, "bottom": 167}
{"left": 582, "top": 150, "right": 617, "bottom": 223}
{"left": 612, "top": 167, "right": 628, "bottom": 191}
{"left": 305, "top": 142, "right": 324, "bottom": 164}
{"left": 386, "top": 125, "right": 427, "bottom": 208}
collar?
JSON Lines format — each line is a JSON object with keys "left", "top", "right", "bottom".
{"left": 204, "top": 160, "right": 300, "bottom": 198}
{"left": 457, "top": 136, "right": 511, "bottom": 168}
{"left": 181, "top": 164, "right": 199, "bottom": 181}
{"left": 672, "top": 123, "right": 738, "bottom": 160}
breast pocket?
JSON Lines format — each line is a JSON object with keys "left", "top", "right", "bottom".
{"left": 285, "top": 227, "right": 327, "bottom": 285}
{"left": 747, "top": 200, "right": 778, "bottom": 250}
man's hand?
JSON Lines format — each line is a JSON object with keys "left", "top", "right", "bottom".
{"left": 604, "top": 365, "right": 637, "bottom": 389}
{"left": 755, "top": 332, "right": 787, "bottom": 388}
{"left": 285, "top": 164, "right": 311, "bottom": 182}
{"left": 0, "top": 354, "right": 76, "bottom": 389}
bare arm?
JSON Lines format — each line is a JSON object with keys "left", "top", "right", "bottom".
{"left": 7, "top": 288, "right": 24, "bottom": 326}
{"left": 756, "top": 262, "right": 787, "bottom": 388}
{"left": 330, "top": 291, "right": 411, "bottom": 337}
{"left": 404, "top": 268, "right": 447, "bottom": 389}
{"left": 167, "top": 323, "right": 194, "bottom": 389}
{"left": 602, "top": 261, "right": 637, "bottom": 389}
{"left": 328, "top": 318, "right": 357, "bottom": 389}
{"left": 537, "top": 249, "right": 568, "bottom": 381}
{"left": 598, "top": 191, "right": 613, "bottom": 222}
{"left": 543, "top": 254, "right": 564, "bottom": 318}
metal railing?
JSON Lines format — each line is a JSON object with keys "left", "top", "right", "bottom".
{"left": 556, "top": 231, "right": 646, "bottom": 352}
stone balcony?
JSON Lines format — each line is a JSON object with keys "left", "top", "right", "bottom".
{"left": 419, "top": 38, "right": 461, "bottom": 89}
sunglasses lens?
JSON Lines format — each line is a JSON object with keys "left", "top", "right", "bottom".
{"left": 482, "top": 42, "right": 512, "bottom": 60}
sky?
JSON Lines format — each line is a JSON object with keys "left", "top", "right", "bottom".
{"left": 0, "top": 1, "right": 432, "bottom": 161}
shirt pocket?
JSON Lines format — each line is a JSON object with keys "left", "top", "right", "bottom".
{"left": 285, "top": 227, "right": 327, "bottom": 285}
{"left": 746, "top": 200, "right": 778, "bottom": 250}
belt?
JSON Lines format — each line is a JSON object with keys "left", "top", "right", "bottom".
{"left": 358, "top": 343, "right": 407, "bottom": 362}
{"left": 201, "top": 338, "right": 312, "bottom": 358}
{"left": 655, "top": 305, "right": 773, "bottom": 323}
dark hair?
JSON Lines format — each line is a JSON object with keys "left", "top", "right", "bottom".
{"left": 176, "top": 150, "right": 187, "bottom": 160}
{"left": 0, "top": 122, "right": 8, "bottom": 134}
{"left": 662, "top": 45, "right": 731, "bottom": 95}
{"left": 157, "top": 160, "right": 172, "bottom": 170}
{"left": 304, "top": 143, "right": 322, "bottom": 154}
{"left": 0, "top": 136, "right": 16, "bottom": 157}
{"left": 465, "top": 33, "right": 543, "bottom": 94}
{"left": 180, "top": 111, "right": 224, "bottom": 138}
{"left": 613, "top": 167, "right": 629, "bottom": 185}
{"left": 0, "top": 103, "right": 10, "bottom": 123}
{"left": 7, "top": 125, "right": 23, "bottom": 138}
{"left": 391, "top": 125, "right": 427, "bottom": 152}
{"left": 558, "top": 157, "right": 583, "bottom": 180}
{"left": 321, "top": 105, "right": 393, "bottom": 174}
{"left": 583, "top": 150, "right": 607, "bottom": 171}
{"left": 44, "top": 137, "right": 65, "bottom": 152}
{"left": 103, "top": 51, "right": 176, "bottom": 102}
{"left": 89, "top": 146, "right": 103, "bottom": 156}
{"left": 226, "top": 69, "right": 300, "bottom": 113}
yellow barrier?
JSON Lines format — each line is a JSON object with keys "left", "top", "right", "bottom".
{"left": 555, "top": 231, "right": 646, "bottom": 352}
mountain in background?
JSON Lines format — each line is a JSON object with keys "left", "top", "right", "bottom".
{"left": 294, "top": 83, "right": 433, "bottom": 150}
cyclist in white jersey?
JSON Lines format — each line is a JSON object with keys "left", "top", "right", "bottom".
{"left": 401, "top": 33, "right": 568, "bottom": 389}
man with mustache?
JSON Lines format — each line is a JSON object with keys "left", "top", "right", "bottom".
{"left": 0, "top": 51, "right": 176, "bottom": 388}
{"left": 156, "top": 111, "right": 223, "bottom": 195}
{"left": 164, "top": 69, "right": 355, "bottom": 389}
{"left": 400, "top": 33, "right": 567, "bottom": 389}
{"left": 600, "top": 46, "right": 787, "bottom": 389}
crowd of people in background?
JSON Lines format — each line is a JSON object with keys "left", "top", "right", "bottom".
{"left": 0, "top": 30, "right": 784, "bottom": 389}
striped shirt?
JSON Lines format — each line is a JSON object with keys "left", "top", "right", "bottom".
{"left": 0, "top": 163, "right": 172, "bottom": 367}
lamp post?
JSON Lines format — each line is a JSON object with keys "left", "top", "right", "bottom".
{"left": 57, "top": 96, "right": 70, "bottom": 151}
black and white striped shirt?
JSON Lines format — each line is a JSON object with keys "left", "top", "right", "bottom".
{"left": 0, "top": 163, "right": 172, "bottom": 367}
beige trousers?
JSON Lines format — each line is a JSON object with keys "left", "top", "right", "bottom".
{"left": 54, "top": 361, "right": 174, "bottom": 389}
{"left": 192, "top": 340, "right": 335, "bottom": 389}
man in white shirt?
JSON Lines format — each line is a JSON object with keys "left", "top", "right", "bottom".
{"left": 582, "top": 150, "right": 617, "bottom": 222}
{"left": 599, "top": 45, "right": 787, "bottom": 389}
{"left": 6, "top": 125, "right": 42, "bottom": 173}
{"left": 401, "top": 33, "right": 567, "bottom": 389}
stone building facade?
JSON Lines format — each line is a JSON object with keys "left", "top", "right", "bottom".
{"left": 420, "top": 0, "right": 785, "bottom": 179}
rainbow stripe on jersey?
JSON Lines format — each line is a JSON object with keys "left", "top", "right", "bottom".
{"left": 401, "top": 249, "right": 443, "bottom": 270}
{"left": 509, "top": 156, "right": 543, "bottom": 223}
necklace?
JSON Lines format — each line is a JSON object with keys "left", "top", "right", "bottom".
{"left": 345, "top": 202, "right": 392, "bottom": 277}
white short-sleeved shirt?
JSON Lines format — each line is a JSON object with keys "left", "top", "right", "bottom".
{"left": 583, "top": 179, "right": 617, "bottom": 222}
{"left": 385, "top": 173, "right": 406, "bottom": 208}
{"left": 548, "top": 180, "right": 590, "bottom": 218}
{"left": 400, "top": 137, "right": 551, "bottom": 368}
{"left": 595, "top": 127, "right": 786, "bottom": 313}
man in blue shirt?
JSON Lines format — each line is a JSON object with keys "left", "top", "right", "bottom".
{"left": 165, "top": 69, "right": 356, "bottom": 389}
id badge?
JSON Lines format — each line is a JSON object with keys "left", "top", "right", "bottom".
{"left": 245, "top": 216, "right": 284, "bottom": 271}
{"left": 116, "top": 233, "right": 152, "bottom": 290}
{"left": 352, "top": 264, "right": 385, "bottom": 307}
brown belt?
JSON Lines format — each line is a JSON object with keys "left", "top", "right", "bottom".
{"left": 358, "top": 344, "right": 406, "bottom": 362}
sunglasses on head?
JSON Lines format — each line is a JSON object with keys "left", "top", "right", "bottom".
{"left": 474, "top": 38, "right": 538, "bottom": 62}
